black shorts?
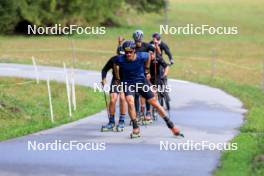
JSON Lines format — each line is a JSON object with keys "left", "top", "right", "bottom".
{"left": 123, "top": 80, "right": 154, "bottom": 100}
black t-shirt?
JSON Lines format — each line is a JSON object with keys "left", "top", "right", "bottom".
{"left": 149, "top": 41, "right": 173, "bottom": 62}
{"left": 135, "top": 42, "right": 155, "bottom": 52}
{"left": 101, "top": 55, "right": 118, "bottom": 80}
{"left": 117, "top": 42, "right": 155, "bottom": 54}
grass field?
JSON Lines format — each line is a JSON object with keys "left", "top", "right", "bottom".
{"left": 0, "top": 1, "right": 264, "bottom": 86}
{"left": 0, "top": 0, "right": 263, "bottom": 175}
{"left": 0, "top": 77, "right": 105, "bottom": 141}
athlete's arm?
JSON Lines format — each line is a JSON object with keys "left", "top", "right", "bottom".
{"left": 113, "top": 63, "right": 121, "bottom": 83}
{"left": 101, "top": 58, "right": 113, "bottom": 85}
{"left": 161, "top": 42, "right": 173, "bottom": 64}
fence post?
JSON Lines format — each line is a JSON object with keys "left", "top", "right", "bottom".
{"left": 47, "top": 77, "right": 54, "bottom": 123}
{"left": 71, "top": 71, "right": 76, "bottom": 111}
{"left": 32, "top": 56, "right": 39, "bottom": 84}
{"left": 63, "top": 62, "right": 72, "bottom": 117}
{"left": 70, "top": 40, "right": 77, "bottom": 111}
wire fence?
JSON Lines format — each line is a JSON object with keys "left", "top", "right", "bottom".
{"left": 1, "top": 45, "right": 263, "bottom": 88}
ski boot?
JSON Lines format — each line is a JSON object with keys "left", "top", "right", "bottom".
{"left": 101, "top": 122, "right": 115, "bottom": 132}
{"left": 130, "top": 128, "right": 141, "bottom": 139}
{"left": 116, "top": 121, "right": 125, "bottom": 132}
{"left": 142, "top": 112, "right": 153, "bottom": 125}
{"left": 138, "top": 111, "right": 146, "bottom": 125}
{"left": 171, "top": 127, "right": 184, "bottom": 138}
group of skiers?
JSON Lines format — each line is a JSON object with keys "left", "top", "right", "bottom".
{"left": 101, "top": 30, "right": 183, "bottom": 138}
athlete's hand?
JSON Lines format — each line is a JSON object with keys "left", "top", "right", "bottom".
{"left": 114, "top": 79, "right": 121, "bottom": 85}
{"left": 170, "top": 60, "right": 174, "bottom": 65}
{"left": 146, "top": 73, "right": 151, "bottom": 80}
{"left": 101, "top": 79, "right": 106, "bottom": 86}
{"left": 118, "top": 36, "right": 125, "bottom": 45}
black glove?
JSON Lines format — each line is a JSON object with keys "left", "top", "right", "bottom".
{"left": 170, "top": 60, "right": 174, "bottom": 65}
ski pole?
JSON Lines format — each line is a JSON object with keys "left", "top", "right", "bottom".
{"left": 101, "top": 83, "right": 110, "bottom": 118}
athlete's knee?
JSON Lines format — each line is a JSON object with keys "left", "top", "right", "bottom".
{"left": 147, "top": 97, "right": 158, "bottom": 107}
{"left": 126, "top": 96, "right": 134, "bottom": 106}
{"left": 110, "top": 94, "right": 118, "bottom": 104}
{"left": 119, "top": 93, "right": 126, "bottom": 102}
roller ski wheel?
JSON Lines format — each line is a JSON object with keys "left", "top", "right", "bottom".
{"left": 130, "top": 131, "right": 141, "bottom": 139}
{"left": 101, "top": 123, "right": 115, "bottom": 132}
{"left": 116, "top": 122, "right": 125, "bottom": 132}
{"left": 142, "top": 118, "right": 153, "bottom": 125}
{"left": 171, "top": 127, "right": 184, "bottom": 138}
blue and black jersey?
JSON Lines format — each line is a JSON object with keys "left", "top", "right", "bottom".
{"left": 115, "top": 52, "right": 149, "bottom": 84}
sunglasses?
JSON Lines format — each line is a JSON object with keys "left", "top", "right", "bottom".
{"left": 125, "top": 50, "right": 134, "bottom": 54}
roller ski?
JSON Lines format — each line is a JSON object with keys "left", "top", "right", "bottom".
{"left": 101, "top": 122, "right": 115, "bottom": 132}
{"left": 116, "top": 121, "right": 125, "bottom": 132}
{"left": 142, "top": 112, "right": 153, "bottom": 125}
{"left": 171, "top": 127, "right": 184, "bottom": 138}
{"left": 130, "top": 128, "right": 141, "bottom": 139}
{"left": 130, "top": 112, "right": 143, "bottom": 126}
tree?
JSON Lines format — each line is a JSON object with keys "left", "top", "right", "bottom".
{"left": 0, "top": 0, "right": 166, "bottom": 34}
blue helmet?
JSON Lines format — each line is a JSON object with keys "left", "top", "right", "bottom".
{"left": 152, "top": 32, "right": 161, "bottom": 40}
{"left": 133, "top": 30, "right": 144, "bottom": 42}
{"left": 122, "top": 40, "right": 136, "bottom": 52}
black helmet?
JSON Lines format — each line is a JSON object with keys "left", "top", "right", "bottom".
{"left": 152, "top": 32, "right": 161, "bottom": 40}
{"left": 133, "top": 30, "right": 144, "bottom": 42}
{"left": 122, "top": 40, "right": 136, "bottom": 52}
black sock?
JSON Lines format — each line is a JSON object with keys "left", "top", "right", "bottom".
{"left": 132, "top": 119, "right": 139, "bottom": 129}
{"left": 163, "top": 116, "right": 174, "bottom": 129}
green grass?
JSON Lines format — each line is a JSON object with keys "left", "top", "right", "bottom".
{"left": 0, "top": 77, "right": 105, "bottom": 141}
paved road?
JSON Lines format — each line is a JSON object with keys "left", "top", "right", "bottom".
{"left": 0, "top": 64, "right": 245, "bottom": 176}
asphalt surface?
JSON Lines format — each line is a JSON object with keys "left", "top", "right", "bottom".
{"left": 0, "top": 64, "right": 246, "bottom": 176}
